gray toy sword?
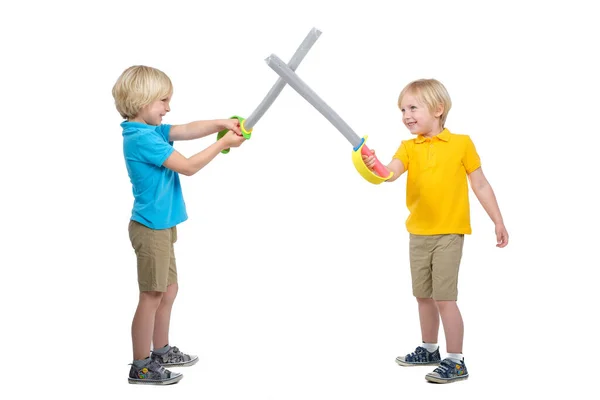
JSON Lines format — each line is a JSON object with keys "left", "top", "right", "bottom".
{"left": 264, "top": 53, "right": 391, "bottom": 178}
{"left": 218, "top": 28, "right": 322, "bottom": 153}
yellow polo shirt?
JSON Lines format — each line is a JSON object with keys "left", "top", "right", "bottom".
{"left": 393, "top": 129, "right": 481, "bottom": 235}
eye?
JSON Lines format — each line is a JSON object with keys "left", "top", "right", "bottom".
{"left": 410, "top": 106, "right": 417, "bottom": 110}
{"left": 400, "top": 108, "right": 405, "bottom": 112}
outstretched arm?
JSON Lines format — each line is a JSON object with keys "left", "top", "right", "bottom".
{"left": 163, "top": 130, "right": 246, "bottom": 176}
{"left": 362, "top": 153, "right": 406, "bottom": 182}
{"left": 384, "top": 159, "right": 406, "bottom": 182}
{"left": 468, "top": 167, "right": 509, "bottom": 247}
{"left": 169, "top": 119, "right": 241, "bottom": 141}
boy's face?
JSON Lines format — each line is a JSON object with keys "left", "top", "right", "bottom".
{"left": 399, "top": 92, "right": 441, "bottom": 136}
{"left": 135, "top": 94, "right": 171, "bottom": 126}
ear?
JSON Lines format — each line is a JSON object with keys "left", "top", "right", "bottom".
{"left": 434, "top": 104, "right": 444, "bottom": 118}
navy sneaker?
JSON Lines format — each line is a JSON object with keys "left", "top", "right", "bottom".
{"left": 396, "top": 346, "right": 441, "bottom": 366}
{"left": 425, "top": 358, "right": 469, "bottom": 383}
{"left": 128, "top": 360, "right": 183, "bottom": 385}
{"left": 151, "top": 345, "right": 198, "bottom": 367}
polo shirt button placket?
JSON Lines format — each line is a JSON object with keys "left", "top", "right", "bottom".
{"left": 428, "top": 141, "right": 434, "bottom": 166}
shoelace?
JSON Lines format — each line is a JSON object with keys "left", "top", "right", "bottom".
{"left": 432, "top": 360, "right": 455, "bottom": 376}
{"left": 165, "top": 346, "right": 186, "bottom": 362}
{"left": 147, "top": 360, "right": 168, "bottom": 376}
{"left": 406, "top": 347, "right": 426, "bottom": 360}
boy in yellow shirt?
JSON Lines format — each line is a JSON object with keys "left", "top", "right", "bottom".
{"left": 363, "top": 79, "right": 508, "bottom": 383}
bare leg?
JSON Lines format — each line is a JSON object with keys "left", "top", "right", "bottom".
{"left": 132, "top": 291, "right": 164, "bottom": 360}
{"left": 436, "top": 300, "right": 464, "bottom": 353}
{"left": 153, "top": 283, "right": 178, "bottom": 349}
{"left": 417, "top": 297, "right": 440, "bottom": 343}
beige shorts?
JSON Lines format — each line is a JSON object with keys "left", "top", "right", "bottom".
{"left": 409, "top": 234, "right": 464, "bottom": 301}
{"left": 128, "top": 220, "right": 178, "bottom": 292}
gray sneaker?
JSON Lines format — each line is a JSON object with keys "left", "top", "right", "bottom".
{"left": 425, "top": 358, "right": 469, "bottom": 383}
{"left": 396, "top": 346, "right": 441, "bottom": 366}
{"left": 128, "top": 360, "right": 183, "bottom": 385}
{"left": 151, "top": 345, "right": 198, "bottom": 367}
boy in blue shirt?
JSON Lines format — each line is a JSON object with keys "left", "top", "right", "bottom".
{"left": 112, "top": 65, "right": 246, "bottom": 385}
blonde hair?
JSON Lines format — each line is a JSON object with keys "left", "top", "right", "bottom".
{"left": 398, "top": 79, "right": 452, "bottom": 128}
{"left": 112, "top": 65, "right": 173, "bottom": 119}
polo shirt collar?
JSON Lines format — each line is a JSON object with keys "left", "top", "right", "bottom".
{"left": 415, "top": 128, "right": 451, "bottom": 143}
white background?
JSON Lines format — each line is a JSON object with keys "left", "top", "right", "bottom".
{"left": 1, "top": 0, "right": 598, "bottom": 398}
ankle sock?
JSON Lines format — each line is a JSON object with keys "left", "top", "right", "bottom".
{"left": 153, "top": 344, "right": 171, "bottom": 355}
{"left": 447, "top": 353, "right": 463, "bottom": 363}
{"left": 421, "top": 342, "right": 439, "bottom": 352}
{"left": 132, "top": 357, "right": 151, "bottom": 368}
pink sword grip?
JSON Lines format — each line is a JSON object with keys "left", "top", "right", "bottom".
{"left": 360, "top": 144, "right": 389, "bottom": 178}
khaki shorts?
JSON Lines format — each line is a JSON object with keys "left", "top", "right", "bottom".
{"left": 409, "top": 234, "right": 464, "bottom": 301}
{"left": 128, "top": 220, "right": 178, "bottom": 292}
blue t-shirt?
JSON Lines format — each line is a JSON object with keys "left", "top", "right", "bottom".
{"left": 121, "top": 121, "right": 188, "bottom": 229}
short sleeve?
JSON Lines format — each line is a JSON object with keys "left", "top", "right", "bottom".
{"left": 462, "top": 136, "right": 481, "bottom": 174}
{"left": 136, "top": 130, "right": 175, "bottom": 167}
{"left": 392, "top": 140, "right": 410, "bottom": 170}
{"left": 159, "top": 124, "right": 172, "bottom": 143}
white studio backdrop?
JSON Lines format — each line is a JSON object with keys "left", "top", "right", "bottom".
{"left": 1, "top": 0, "right": 598, "bottom": 398}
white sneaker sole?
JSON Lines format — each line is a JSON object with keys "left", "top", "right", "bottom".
{"left": 128, "top": 373, "right": 183, "bottom": 385}
{"left": 395, "top": 358, "right": 440, "bottom": 367}
{"left": 159, "top": 356, "right": 199, "bottom": 368}
{"left": 425, "top": 373, "right": 469, "bottom": 384}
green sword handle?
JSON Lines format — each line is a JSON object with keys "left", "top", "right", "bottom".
{"left": 216, "top": 115, "right": 252, "bottom": 154}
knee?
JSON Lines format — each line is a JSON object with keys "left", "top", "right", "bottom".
{"left": 435, "top": 300, "right": 455, "bottom": 312}
{"left": 416, "top": 297, "right": 436, "bottom": 306}
{"left": 139, "top": 291, "right": 164, "bottom": 309}
{"left": 162, "top": 283, "right": 178, "bottom": 304}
